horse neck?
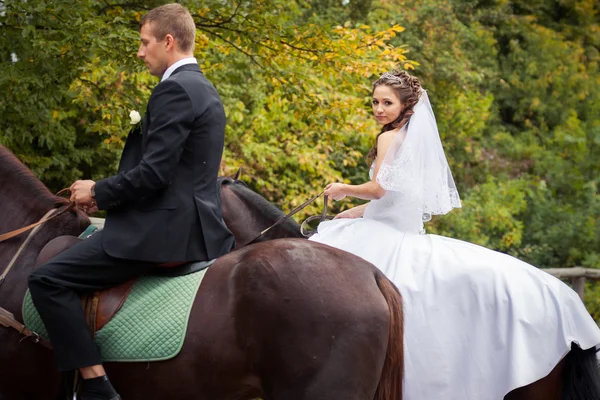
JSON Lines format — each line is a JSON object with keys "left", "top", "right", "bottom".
{"left": 0, "top": 220, "right": 72, "bottom": 319}
{"left": 0, "top": 205, "right": 88, "bottom": 319}
{"left": 0, "top": 147, "right": 57, "bottom": 233}
{"left": 0, "top": 145, "right": 88, "bottom": 317}
{"left": 220, "top": 183, "right": 303, "bottom": 245}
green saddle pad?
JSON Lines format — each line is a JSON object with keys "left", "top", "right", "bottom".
{"left": 22, "top": 268, "right": 207, "bottom": 362}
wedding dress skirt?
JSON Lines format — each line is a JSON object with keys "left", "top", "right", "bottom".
{"left": 310, "top": 217, "right": 600, "bottom": 400}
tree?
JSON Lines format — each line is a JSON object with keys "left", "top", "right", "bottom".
{"left": 0, "top": 0, "right": 411, "bottom": 215}
{"left": 2, "top": 0, "right": 599, "bottom": 314}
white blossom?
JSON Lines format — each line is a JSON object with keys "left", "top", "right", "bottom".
{"left": 129, "top": 110, "right": 141, "bottom": 125}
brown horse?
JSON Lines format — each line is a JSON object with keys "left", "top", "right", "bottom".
{"left": 217, "top": 177, "right": 600, "bottom": 400}
{"left": 0, "top": 147, "right": 91, "bottom": 399}
{"left": 0, "top": 144, "right": 403, "bottom": 400}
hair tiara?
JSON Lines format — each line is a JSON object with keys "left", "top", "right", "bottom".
{"left": 379, "top": 72, "right": 403, "bottom": 83}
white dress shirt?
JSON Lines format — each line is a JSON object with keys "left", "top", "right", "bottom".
{"left": 161, "top": 57, "right": 198, "bottom": 82}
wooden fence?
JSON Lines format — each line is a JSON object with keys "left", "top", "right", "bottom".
{"left": 543, "top": 267, "right": 600, "bottom": 301}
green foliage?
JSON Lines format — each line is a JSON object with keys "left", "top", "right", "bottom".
{"left": 1, "top": 0, "right": 599, "bottom": 310}
{"left": 0, "top": 0, "right": 411, "bottom": 207}
{"left": 358, "top": 0, "right": 600, "bottom": 272}
{"left": 0, "top": 0, "right": 152, "bottom": 188}
{"left": 430, "top": 178, "right": 529, "bottom": 252}
{"left": 584, "top": 281, "right": 600, "bottom": 322}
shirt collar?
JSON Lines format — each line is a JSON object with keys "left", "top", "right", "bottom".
{"left": 161, "top": 57, "right": 197, "bottom": 82}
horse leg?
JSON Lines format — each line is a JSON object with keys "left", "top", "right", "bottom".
{"left": 561, "top": 345, "right": 600, "bottom": 400}
{"left": 106, "top": 244, "right": 391, "bottom": 400}
{"left": 231, "top": 244, "right": 391, "bottom": 400}
{"left": 29, "top": 239, "right": 397, "bottom": 400}
{"left": 101, "top": 255, "right": 265, "bottom": 400}
{"left": 504, "top": 359, "right": 565, "bottom": 400}
{"left": 506, "top": 344, "right": 600, "bottom": 400}
{"left": 0, "top": 236, "right": 81, "bottom": 400}
{"left": 31, "top": 237, "right": 262, "bottom": 400}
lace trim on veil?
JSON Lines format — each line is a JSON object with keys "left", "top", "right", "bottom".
{"left": 377, "top": 92, "right": 461, "bottom": 222}
{"left": 376, "top": 132, "right": 461, "bottom": 222}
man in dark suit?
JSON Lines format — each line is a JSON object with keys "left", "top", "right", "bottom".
{"left": 28, "top": 4, "right": 234, "bottom": 400}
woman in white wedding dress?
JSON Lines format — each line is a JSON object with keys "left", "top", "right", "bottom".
{"left": 309, "top": 70, "right": 600, "bottom": 399}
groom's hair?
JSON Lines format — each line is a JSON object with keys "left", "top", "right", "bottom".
{"left": 140, "top": 4, "right": 196, "bottom": 53}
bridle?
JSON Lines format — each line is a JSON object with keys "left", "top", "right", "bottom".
{"left": 1, "top": 182, "right": 331, "bottom": 349}
{"left": 0, "top": 189, "right": 75, "bottom": 349}
{"left": 219, "top": 178, "right": 333, "bottom": 248}
{"left": 0, "top": 189, "right": 74, "bottom": 286}
{"left": 240, "top": 190, "right": 331, "bottom": 247}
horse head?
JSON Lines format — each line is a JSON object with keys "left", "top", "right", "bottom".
{"left": 0, "top": 145, "right": 90, "bottom": 238}
{"left": 0, "top": 144, "right": 89, "bottom": 308}
{"left": 217, "top": 177, "right": 304, "bottom": 248}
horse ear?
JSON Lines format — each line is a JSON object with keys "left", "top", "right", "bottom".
{"left": 232, "top": 167, "right": 242, "bottom": 181}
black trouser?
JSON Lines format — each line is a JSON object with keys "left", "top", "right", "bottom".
{"left": 28, "top": 231, "right": 155, "bottom": 372}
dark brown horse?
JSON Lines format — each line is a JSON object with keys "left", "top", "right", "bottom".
{"left": 0, "top": 147, "right": 91, "bottom": 399}
{"left": 217, "top": 177, "right": 600, "bottom": 400}
{"left": 0, "top": 144, "right": 403, "bottom": 400}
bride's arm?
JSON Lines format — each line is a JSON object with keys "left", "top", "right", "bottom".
{"left": 334, "top": 203, "right": 368, "bottom": 219}
{"left": 325, "top": 131, "right": 397, "bottom": 201}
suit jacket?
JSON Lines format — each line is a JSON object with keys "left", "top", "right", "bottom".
{"left": 94, "top": 64, "right": 235, "bottom": 263}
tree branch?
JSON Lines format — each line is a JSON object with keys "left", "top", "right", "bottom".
{"left": 98, "top": 2, "right": 150, "bottom": 15}
{"left": 78, "top": 77, "right": 105, "bottom": 98}
{"left": 201, "top": 29, "right": 265, "bottom": 70}
{"left": 194, "top": 0, "right": 243, "bottom": 27}
{"left": 279, "top": 40, "right": 324, "bottom": 55}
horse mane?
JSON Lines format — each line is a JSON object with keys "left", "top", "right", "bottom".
{"left": 218, "top": 177, "right": 302, "bottom": 235}
{"left": 0, "top": 145, "right": 56, "bottom": 204}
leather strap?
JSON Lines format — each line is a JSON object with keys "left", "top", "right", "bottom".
{"left": 0, "top": 188, "right": 73, "bottom": 350}
{"left": 0, "top": 189, "right": 75, "bottom": 285}
{"left": 300, "top": 195, "right": 334, "bottom": 237}
{"left": 0, "top": 202, "right": 74, "bottom": 243}
{"left": 82, "top": 293, "right": 99, "bottom": 337}
{"left": 0, "top": 208, "right": 59, "bottom": 286}
{"left": 0, "top": 306, "right": 52, "bottom": 349}
{"left": 240, "top": 192, "right": 327, "bottom": 247}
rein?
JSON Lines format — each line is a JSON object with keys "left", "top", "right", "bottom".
{"left": 0, "top": 189, "right": 74, "bottom": 285}
{"left": 0, "top": 188, "right": 73, "bottom": 348}
{"left": 0, "top": 307, "right": 52, "bottom": 349}
{"left": 0, "top": 188, "right": 74, "bottom": 244}
{"left": 0, "top": 208, "right": 59, "bottom": 286}
{"left": 240, "top": 191, "right": 331, "bottom": 247}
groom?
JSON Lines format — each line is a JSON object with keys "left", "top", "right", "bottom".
{"left": 28, "top": 4, "right": 234, "bottom": 399}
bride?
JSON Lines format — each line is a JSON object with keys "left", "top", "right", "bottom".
{"left": 309, "top": 70, "right": 600, "bottom": 399}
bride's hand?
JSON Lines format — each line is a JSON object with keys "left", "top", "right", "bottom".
{"left": 324, "top": 183, "right": 347, "bottom": 201}
{"left": 334, "top": 208, "right": 361, "bottom": 219}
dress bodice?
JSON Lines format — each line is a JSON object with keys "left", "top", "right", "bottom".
{"left": 363, "top": 163, "right": 425, "bottom": 234}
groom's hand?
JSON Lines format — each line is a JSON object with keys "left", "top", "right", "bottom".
{"left": 70, "top": 180, "right": 96, "bottom": 207}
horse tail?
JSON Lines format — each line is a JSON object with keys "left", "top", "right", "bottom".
{"left": 374, "top": 271, "right": 404, "bottom": 400}
{"left": 562, "top": 343, "right": 600, "bottom": 400}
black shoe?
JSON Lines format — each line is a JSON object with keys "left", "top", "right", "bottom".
{"left": 79, "top": 375, "right": 120, "bottom": 400}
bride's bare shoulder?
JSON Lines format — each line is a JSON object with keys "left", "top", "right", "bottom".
{"left": 378, "top": 129, "right": 402, "bottom": 145}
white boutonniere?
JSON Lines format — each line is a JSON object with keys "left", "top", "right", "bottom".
{"left": 129, "top": 110, "right": 142, "bottom": 125}
{"left": 129, "top": 110, "right": 143, "bottom": 135}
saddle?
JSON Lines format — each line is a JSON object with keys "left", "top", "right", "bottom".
{"left": 81, "top": 260, "right": 214, "bottom": 334}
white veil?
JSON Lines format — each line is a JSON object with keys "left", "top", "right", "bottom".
{"left": 376, "top": 89, "right": 461, "bottom": 221}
